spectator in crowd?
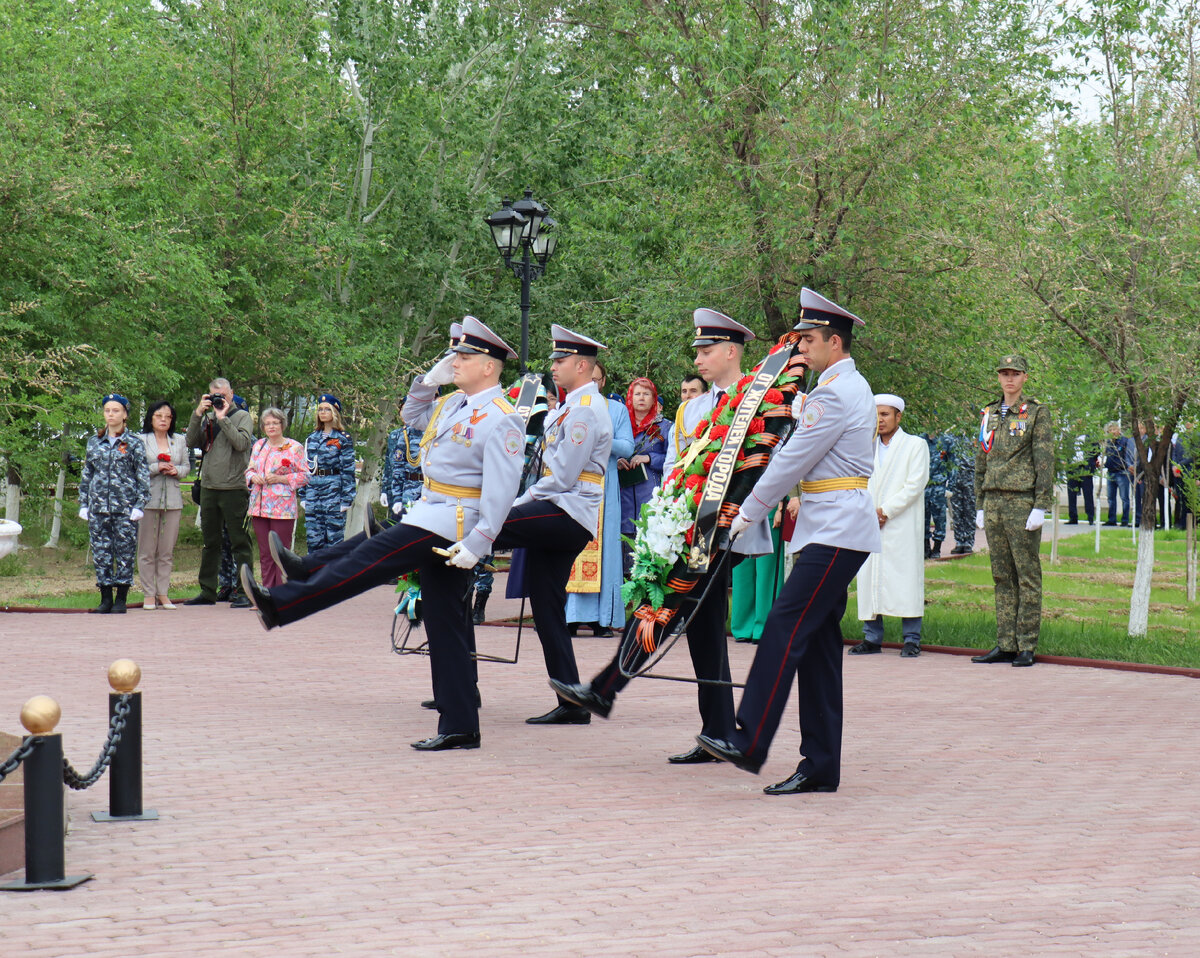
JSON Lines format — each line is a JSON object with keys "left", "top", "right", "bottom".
{"left": 80, "top": 393, "right": 150, "bottom": 614}
{"left": 565, "top": 361, "right": 634, "bottom": 637}
{"left": 137, "top": 400, "right": 190, "bottom": 609}
{"left": 971, "top": 355, "right": 1053, "bottom": 668}
{"left": 1102, "top": 421, "right": 1135, "bottom": 526}
{"left": 850, "top": 394, "right": 930, "bottom": 656}
{"left": 381, "top": 403, "right": 423, "bottom": 521}
{"left": 618, "top": 376, "right": 667, "bottom": 576}
{"left": 246, "top": 407, "right": 309, "bottom": 588}
{"left": 216, "top": 394, "right": 253, "bottom": 601}
{"left": 185, "top": 377, "right": 255, "bottom": 607}
{"left": 301, "top": 394, "right": 357, "bottom": 552}
{"left": 946, "top": 434, "right": 978, "bottom": 554}
{"left": 1134, "top": 419, "right": 1168, "bottom": 529}
{"left": 923, "top": 433, "right": 952, "bottom": 558}
{"left": 1066, "top": 431, "right": 1101, "bottom": 525}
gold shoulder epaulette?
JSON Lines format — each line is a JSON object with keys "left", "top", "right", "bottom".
{"left": 579, "top": 394, "right": 592, "bottom": 406}
{"left": 492, "top": 396, "right": 516, "bottom": 414}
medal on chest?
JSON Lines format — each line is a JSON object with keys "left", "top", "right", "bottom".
{"left": 451, "top": 422, "right": 474, "bottom": 447}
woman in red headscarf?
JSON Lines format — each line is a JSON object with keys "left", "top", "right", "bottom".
{"left": 618, "top": 377, "right": 668, "bottom": 575}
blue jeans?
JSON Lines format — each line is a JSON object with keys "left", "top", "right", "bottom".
{"left": 862, "top": 615, "right": 923, "bottom": 647}
{"left": 1107, "top": 472, "right": 1130, "bottom": 524}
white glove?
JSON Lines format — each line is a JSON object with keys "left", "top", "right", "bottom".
{"left": 975, "top": 509, "right": 985, "bottom": 530}
{"left": 1025, "top": 508, "right": 1045, "bottom": 531}
{"left": 299, "top": 500, "right": 306, "bottom": 511}
{"left": 729, "top": 511, "right": 752, "bottom": 539}
{"left": 391, "top": 501, "right": 404, "bottom": 516}
{"left": 423, "top": 353, "right": 456, "bottom": 386}
{"left": 339, "top": 504, "right": 350, "bottom": 513}
{"left": 791, "top": 394, "right": 806, "bottom": 420}
{"left": 379, "top": 493, "right": 388, "bottom": 508}
{"left": 129, "top": 508, "right": 144, "bottom": 522}
{"left": 444, "top": 541, "right": 480, "bottom": 569}
{"left": 78, "top": 507, "right": 89, "bottom": 520}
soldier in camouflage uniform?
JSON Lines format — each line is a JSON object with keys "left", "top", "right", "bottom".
{"left": 301, "top": 393, "right": 357, "bottom": 552}
{"left": 971, "top": 355, "right": 1054, "bottom": 667}
{"left": 380, "top": 413, "right": 424, "bottom": 519}
{"left": 923, "top": 433, "right": 952, "bottom": 557}
{"left": 79, "top": 393, "right": 151, "bottom": 614}
{"left": 947, "top": 434, "right": 977, "bottom": 554}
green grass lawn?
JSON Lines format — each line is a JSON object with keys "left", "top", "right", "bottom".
{"left": 846, "top": 527, "right": 1200, "bottom": 667}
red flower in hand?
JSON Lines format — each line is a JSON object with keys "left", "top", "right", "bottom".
{"left": 157, "top": 453, "right": 171, "bottom": 462}
{"left": 281, "top": 459, "right": 292, "bottom": 469}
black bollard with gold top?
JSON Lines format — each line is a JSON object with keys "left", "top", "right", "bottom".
{"left": 92, "top": 659, "right": 158, "bottom": 823}
{"left": 0, "top": 696, "right": 93, "bottom": 890}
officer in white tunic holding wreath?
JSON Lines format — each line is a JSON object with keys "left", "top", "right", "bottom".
{"left": 848, "top": 394, "right": 930, "bottom": 658}
{"left": 698, "top": 287, "right": 881, "bottom": 795}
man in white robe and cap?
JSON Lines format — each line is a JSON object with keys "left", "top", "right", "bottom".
{"left": 849, "top": 394, "right": 930, "bottom": 657}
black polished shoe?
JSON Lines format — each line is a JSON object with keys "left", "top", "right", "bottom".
{"left": 694, "top": 734, "right": 762, "bottom": 774}
{"left": 410, "top": 732, "right": 480, "bottom": 751}
{"left": 971, "top": 646, "right": 1016, "bottom": 664}
{"left": 549, "top": 679, "right": 613, "bottom": 719}
{"left": 1012, "top": 650, "right": 1036, "bottom": 667}
{"left": 238, "top": 565, "right": 279, "bottom": 631}
{"left": 733, "top": 636, "right": 755, "bottom": 644}
{"left": 900, "top": 642, "right": 921, "bottom": 658}
{"left": 591, "top": 624, "right": 614, "bottom": 638}
{"left": 763, "top": 768, "right": 838, "bottom": 795}
{"left": 667, "top": 745, "right": 719, "bottom": 765}
{"left": 268, "top": 531, "right": 308, "bottom": 584}
{"left": 183, "top": 594, "right": 217, "bottom": 606}
{"left": 849, "top": 640, "right": 882, "bottom": 655}
{"left": 229, "top": 592, "right": 252, "bottom": 609}
{"left": 951, "top": 545, "right": 974, "bottom": 555}
{"left": 525, "top": 704, "right": 591, "bottom": 725}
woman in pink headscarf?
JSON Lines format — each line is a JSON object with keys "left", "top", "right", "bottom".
{"left": 618, "top": 377, "right": 668, "bottom": 575}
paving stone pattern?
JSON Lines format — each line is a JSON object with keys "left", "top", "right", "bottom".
{"left": 1, "top": 584, "right": 1197, "bottom": 956}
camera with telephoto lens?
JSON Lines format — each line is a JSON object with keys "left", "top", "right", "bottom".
{"left": 205, "top": 394, "right": 226, "bottom": 410}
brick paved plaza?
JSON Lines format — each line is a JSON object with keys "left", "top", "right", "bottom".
{"left": 2, "top": 585, "right": 1198, "bottom": 956}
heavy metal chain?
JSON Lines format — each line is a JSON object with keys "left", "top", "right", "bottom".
{"left": 0, "top": 736, "right": 43, "bottom": 784}
{"left": 62, "top": 694, "right": 131, "bottom": 791}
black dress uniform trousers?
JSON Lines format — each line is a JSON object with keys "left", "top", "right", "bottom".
{"left": 492, "top": 500, "right": 593, "bottom": 702}
{"left": 591, "top": 556, "right": 738, "bottom": 740}
{"left": 730, "top": 544, "right": 867, "bottom": 785}
{"left": 269, "top": 522, "right": 479, "bottom": 736}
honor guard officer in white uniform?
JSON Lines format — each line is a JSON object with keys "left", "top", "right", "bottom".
{"left": 554, "top": 308, "right": 776, "bottom": 765}
{"left": 241, "top": 316, "right": 526, "bottom": 752}
{"left": 478, "top": 325, "right": 614, "bottom": 725}
{"left": 697, "top": 288, "right": 881, "bottom": 794}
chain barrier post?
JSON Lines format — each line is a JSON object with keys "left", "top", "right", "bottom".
{"left": 92, "top": 660, "right": 157, "bottom": 823}
{"left": 1, "top": 696, "right": 92, "bottom": 891}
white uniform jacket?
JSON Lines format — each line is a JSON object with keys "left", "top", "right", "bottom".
{"left": 741, "top": 357, "right": 881, "bottom": 555}
{"left": 856, "top": 426, "right": 929, "bottom": 619}
{"left": 515, "top": 381, "right": 613, "bottom": 536}
{"left": 401, "top": 375, "right": 525, "bottom": 557}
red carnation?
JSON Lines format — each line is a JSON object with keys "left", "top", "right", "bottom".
{"left": 684, "top": 474, "right": 704, "bottom": 491}
{"left": 157, "top": 453, "right": 171, "bottom": 462}
{"left": 281, "top": 458, "right": 292, "bottom": 469}
{"left": 695, "top": 418, "right": 710, "bottom": 435}
{"left": 667, "top": 468, "right": 684, "bottom": 487}
{"left": 710, "top": 425, "right": 729, "bottom": 441}
{"left": 692, "top": 486, "right": 703, "bottom": 507}
{"left": 764, "top": 388, "right": 785, "bottom": 405}
{"left": 684, "top": 526, "right": 694, "bottom": 546}
{"left": 702, "top": 452, "right": 717, "bottom": 471}
{"left": 748, "top": 417, "right": 766, "bottom": 434}
{"left": 737, "top": 375, "right": 754, "bottom": 390}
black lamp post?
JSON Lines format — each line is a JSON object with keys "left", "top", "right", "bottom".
{"left": 485, "top": 189, "right": 558, "bottom": 372}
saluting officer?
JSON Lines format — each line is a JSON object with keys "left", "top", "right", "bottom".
{"left": 970, "top": 354, "right": 1054, "bottom": 667}
{"left": 473, "top": 325, "right": 614, "bottom": 724}
{"left": 554, "top": 308, "right": 776, "bottom": 765}
{"left": 697, "top": 288, "right": 881, "bottom": 796}
{"left": 241, "top": 316, "right": 526, "bottom": 752}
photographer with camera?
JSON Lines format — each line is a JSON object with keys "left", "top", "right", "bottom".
{"left": 185, "top": 378, "right": 255, "bottom": 608}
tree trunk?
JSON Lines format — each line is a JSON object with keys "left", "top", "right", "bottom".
{"left": 4, "top": 463, "right": 19, "bottom": 525}
{"left": 1127, "top": 523, "right": 1155, "bottom": 637}
{"left": 44, "top": 463, "right": 67, "bottom": 548}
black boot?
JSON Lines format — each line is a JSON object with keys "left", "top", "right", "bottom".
{"left": 472, "top": 591, "right": 489, "bottom": 626}
{"left": 90, "top": 585, "right": 114, "bottom": 614}
{"left": 930, "top": 539, "right": 943, "bottom": 559}
{"left": 112, "top": 584, "right": 129, "bottom": 614}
